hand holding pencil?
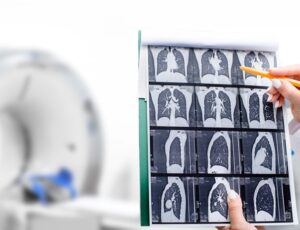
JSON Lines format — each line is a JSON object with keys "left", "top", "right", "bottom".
{"left": 240, "top": 66, "right": 300, "bottom": 88}
{"left": 240, "top": 65, "right": 300, "bottom": 122}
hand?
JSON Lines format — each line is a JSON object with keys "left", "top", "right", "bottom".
{"left": 216, "top": 190, "right": 264, "bottom": 230}
{"left": 267, "top": 65, "right": 300, "bottom": 122}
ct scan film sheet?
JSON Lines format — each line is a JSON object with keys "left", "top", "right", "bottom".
{"left": 143, "top": 46, "right": 298, "bottom": 226}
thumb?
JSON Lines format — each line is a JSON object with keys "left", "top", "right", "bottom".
{"left": 227, "top": 190, "right": 248, "bottom": 227}
{"left": 272, "top": 79, "right": 300, "bottom": 103}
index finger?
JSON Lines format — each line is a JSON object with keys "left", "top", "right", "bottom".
{"left": 266, "top": 86, "right": 279, "bottom": 95}
{"left": 269, "top": 64, "right": 300, "bottom": 78}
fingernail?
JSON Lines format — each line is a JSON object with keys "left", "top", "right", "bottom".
{"left": 267, "top": 94, "right": 273, "bottom": 102}
{"left": 228, "top": 189, "right": 238, "bottom": 201}
{"left": 272, "top": 79, "right": 281, "bottom": 89}
{"left": 275, "top": 101, "right": 281, "bottom": 108}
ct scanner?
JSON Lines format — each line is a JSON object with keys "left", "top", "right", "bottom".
{"left": 0, "top": 51, "right": 139, "bottom": 230}
{"left": 0, "top": 50, "right": 101, "bottom": 198}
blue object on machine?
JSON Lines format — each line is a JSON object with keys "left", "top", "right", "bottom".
{"left": 25, "top": 168, "right": 77, "bottom": 204}
{"left": 292, "top": 149, "right": 295, "bottom": 156}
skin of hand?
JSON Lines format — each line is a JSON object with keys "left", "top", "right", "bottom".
{"left": 267, "top": 65, "right": 300, "bottom": 122}
{"left": 216, "top": 190, "right": 264, "bottom": 230}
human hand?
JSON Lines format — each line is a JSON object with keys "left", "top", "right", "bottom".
{"left": 266, "top": 65, "right": 300, "bottom": 122}
{"left": 216, "top": 190, "right": 264, "bottom": 230}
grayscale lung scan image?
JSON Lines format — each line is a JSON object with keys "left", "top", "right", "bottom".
{"left": 235, "top": 51, "right": 276, "bottom": 86}
{"left": 198, "top": 177, "right": 240, "bottom": 223}
{"left": 151, "top": 176, "right": 197, "bottom": 223}
{"left": 150, "top": 130, "right": 196, "bottom": 174}
{"left": 240, "top": 88, "right": 284, "bottom": 129}
{"left": 197, "top": 131, "right": 240, "bottom": 174}
{"left": 195, "top": 87, "right": 239, "bottom": 128}
{"left": 242, "top": 132, "right": 287, "bottom": 174}
{"left": 148, "top": 47, "right": 196, "bottom": 83}
{"left": 148, "top": 46, "right": 294, "bottom": 225}
{"left": 149, "top": 85, "right": 195, "bottom": 127}
{"left": 244, "top": 177, "right": 292, "bottom": 223}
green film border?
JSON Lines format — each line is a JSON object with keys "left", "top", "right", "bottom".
{"left": 138, "top": 30, "right": 150, "bottom": 226}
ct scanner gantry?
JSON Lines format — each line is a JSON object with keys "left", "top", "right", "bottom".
{"left": 0, "top": 50, "right": 139, "bottom": 230}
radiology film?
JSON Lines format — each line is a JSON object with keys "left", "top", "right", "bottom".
{"left": 244, "top": 177, "right": 293, "bottom": 223}
{"left": 145, "top": 46, "right": 297, "bottom": 226}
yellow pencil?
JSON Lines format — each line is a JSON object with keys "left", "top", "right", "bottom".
{"left": 239, "top": 66, "right": 300, "bottom": 88}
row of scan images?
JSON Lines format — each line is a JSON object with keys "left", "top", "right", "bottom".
{"left": 151, "top": 177, "right": 293, "bottom": 224}
{"left": 150, "top": 130, "right": 288, "bottom": 175}
{"left": 149, "top": 85, "right": 284, "bottom": 129}
{"left": 148, "top": 46, "right": 276, "bottom": 86}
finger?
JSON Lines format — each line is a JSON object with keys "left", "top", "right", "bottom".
{"left": 266, "top": 86, "right": 278, "bottom": 95}
{"left": 269, "top": 92, "right": 280, "bottom": 103}
{"left": 256, "top": 226, "right": 265, "bottom": 230}
{"left": 275, "top": 97, "right": 281, "bottom": 108}
{"left": 272, "top": 79, "right": 300, "bottom": 103}
{"left": 277, "top": 96, "right": 285, "bottom": 108}
{"left": 291, "top": 104, "right": 300, "bottom": 123}
{"left": 227, "top": 190, "right": 248, "bottom": 226}
{"left": 269, "top": 65, "right": 300, "bottom": 78}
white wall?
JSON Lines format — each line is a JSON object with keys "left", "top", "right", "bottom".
{"left": 0, "top": 0, "right": 299, "bottom": 203}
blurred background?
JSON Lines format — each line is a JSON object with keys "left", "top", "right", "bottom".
{"left": 0, "top": 0, "right": 299, "bottom": 229}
